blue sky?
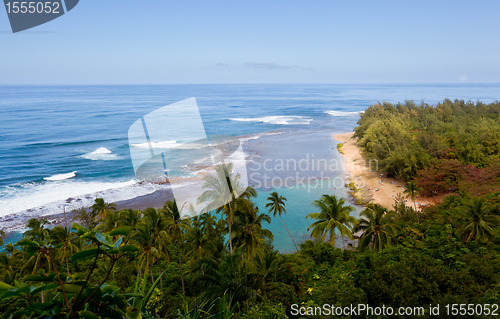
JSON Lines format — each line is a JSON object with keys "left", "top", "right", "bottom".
{"left": 1, "top": 0, "right": 500, "bottom": 84}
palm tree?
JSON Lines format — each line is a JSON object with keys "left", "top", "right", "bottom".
{"left": 198, "top": 163, "right": 247, "bottom": 255}
{"left": 24, "top": 218, "right": 50, "bottom": 242}
{"left": 0, "top": 230, "right": 5, "bottom": 247}
{"left": 200, "top": 212, "right": 218, "bottom": 238}
{"left": 0, "top": 252, "right": 16, "bottom": 284}
{"left": 265, "top": 192, "right": 298, "bottom": 251}
{"left": 457, "top": 189, "right": 470, "bottom": 200}
{"left": 22, "top": 218, "right": 52, "bottom": 303}
{"left": 199, "top": 213, "right": 227, "bottom": 262}
{"left": 404, "top": 181, "right": 422, "bottom": 223}
{"left": 143, "top": 207, "right": 168, "bottom": 237}
{"left": 254, "top": 249, "right": 287, "bottom": 287}
{"left": 184, "top": 225, "right": 215, "bottom": 266}
{"left": 73, "top": 207, "right": 98, "bottom": 229}
{"left": 0, "top": 244, "right": 22, "bottom": 285}
{"left": 118, "top": 208, "right": 142, "bottom": 230}
{"left": 50, "top": 226, "right": 79, "bottom": 277}
{"left": 162, "top": 200, "right": 189, "bottom": 295}
{"left": 392, "top": 193, "right": 418, "bottom": 223}
{"left": 239, "top": 185, "right": 258, "bottom": 202}
{"left": 306, "top": 195, "right": 357, "bottom": 249}
{"left": 190, "top": 253, "right": 255, "bottom": 304}
{"left": 91, "top": 198, "right": 117, "bottom": 220}
{"left": 97, "top": 210, "right": 121, "bottom": 232}
{"left": 356, "top": 203, "right": 398, "bottom": 252}
{"left": 132, "top": 222, "right": 160, "bottom": 284}
{"left": 455, "top": 198, "right": 500, "bottom": 246}
{"left": 232, "top": 203, "right": 274, "bottom": 261}
{"left": 142, "top": 207, "right": 170, "bottom": 291}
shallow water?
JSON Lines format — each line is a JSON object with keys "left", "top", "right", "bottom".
{"left": 1, "top": 84, "right": 499, "bottom": 251}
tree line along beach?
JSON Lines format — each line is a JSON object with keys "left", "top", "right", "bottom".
{"left": 3, "top": 86, "right": 500, "bottom": 317}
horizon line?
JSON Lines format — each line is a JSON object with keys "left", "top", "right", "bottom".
{"left": 1, "top": 82, "right": 500, "bottom": 86}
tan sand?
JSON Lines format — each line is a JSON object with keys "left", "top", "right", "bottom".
{"left": 333, "top": 132, "right": 434, "bottom": 210}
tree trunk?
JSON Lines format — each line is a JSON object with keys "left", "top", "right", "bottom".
{"left": 227, "top": 205, "right": 233, "bottom": 254}
{"left": 329, "top": 230, "right": 336, "bottom": 247}
{"left": 222, "top": 164, "right": 234, "bottom": 255}
{"left": 158, "top": 259, "right": 163, "bottom": 293}
{"left": 177, "top": 239, "right": 185, "bottom": 295}
{"left": 66, "top": 251, "right": 70, "bottom": 277}
{"left": 414, "top": 199, "right": 420, "bottom": 223}
{"left": 281, "top": 216, "right": 298, "bottom": 251}
{"left": 150, "top": 262, "right": 154, "bottom": 285}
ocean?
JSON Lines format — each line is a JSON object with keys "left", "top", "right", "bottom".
{"left": 1, "top": 84, "right": 499, "bottom": 252}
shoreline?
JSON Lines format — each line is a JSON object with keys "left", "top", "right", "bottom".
{"left": 0, "top": 130, "right": 403, "bottom": 236}
{"left": 333, "top": 132, "right": 408, "bottom": 209}
{"left": 333, "top": 132, "right": 444, "bottom": 210}
{"left": 0, "top": 130, "right": 270, "bottom": 233}
{"left": 0, "top": 189, "right": 176, "bottom": 238}
{"left": 2, "top": 129, "right": 353, "bottom": 251}
{"left": 0, "top": 128, "right": 326, "bottom": 233}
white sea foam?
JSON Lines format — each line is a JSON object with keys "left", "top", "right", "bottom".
{"left": 44, "top": 171, "right": 77, "bottom": 181}
{"left": 131, "top": 140, "right": 178, "bottom": 149}
{"left": 239, "top": 131, "right": 284, "bottom": 143}
{"left": 170, "top": 181, "right": 197, "bottom": 189}
{"left": 325, "top": 110, "right": 363, "bottom": 117}
{"left": 229, "top": 116, "right": 312, "bottom": 125}
{"left": 0, "top": 179, "right": 171, "bottom": 219}
{"left": 81, "top": 147, "right": 119, "bottom": 161}
{"left": 240, "top": 135, "right": 261, "bottom": 143}
{"left": 131, "top": 140, "right": 209, "bottom": 151}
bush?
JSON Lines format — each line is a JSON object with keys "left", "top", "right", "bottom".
{"left": 239, "top": 300, "right": 288, "bottom": 319}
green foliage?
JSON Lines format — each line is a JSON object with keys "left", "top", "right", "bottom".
{"left": 0, "top": 296, "right": 28, "bottom": 315}
{"left": 232, "top": 202, "right": 273, "bottom": 261}
{"left": 240, "top": 300, "right": 287, "bottom": 319}
{"left": 0, "top": 224, "right": 145, "bottom": 319}
{"left": 354, "top": 99, "right": 500, "bottom": 181}
{"left": 132, "top": 273, "right": 165, "bottom": 315}
{"left": 265, "top": 192, "right": 298, "bottom": 251}
{"left": 0, "top": 230, "right": 5, "bottom": 248}
{"left": 73, "top": 207, "right": 98, "bottom": 230}
{"left": 307, "top": 195, "right": 357, "bottom": 248}
{"left": 91, "top": 198, "right": 117, "bottom": 221}
{"left": 4, "top": 161, "right": 500, "bottom": 318}
{"left": 356, "top": 203, "right": 399, "bottom": 252}
{"left": 336, "top": 143, "right": 345, "bottom": 155}
{"left": 455, "top": 198, "right": 500, "bottom": 244}
{"left": 145, "top": 285, "right": 163, "bottom": 315}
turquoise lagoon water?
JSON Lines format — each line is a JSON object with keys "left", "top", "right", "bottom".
{"left": 1, "top": 84, "right": 499, "bottom": 252}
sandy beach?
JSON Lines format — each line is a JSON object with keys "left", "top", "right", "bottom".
{"left": 333, "top": 132, "right": 439, "bottom": 210}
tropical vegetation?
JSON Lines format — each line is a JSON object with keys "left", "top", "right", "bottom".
{"left": 2, "top": 99, "right": 500, "bottom": 318}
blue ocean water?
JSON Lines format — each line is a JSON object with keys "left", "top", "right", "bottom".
{"left": 1, "top": 84, "right": 499, "bottom": 252}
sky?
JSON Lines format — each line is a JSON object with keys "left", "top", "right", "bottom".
{"left": 1, "top": 0, "right": 500, "bottom": 84}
